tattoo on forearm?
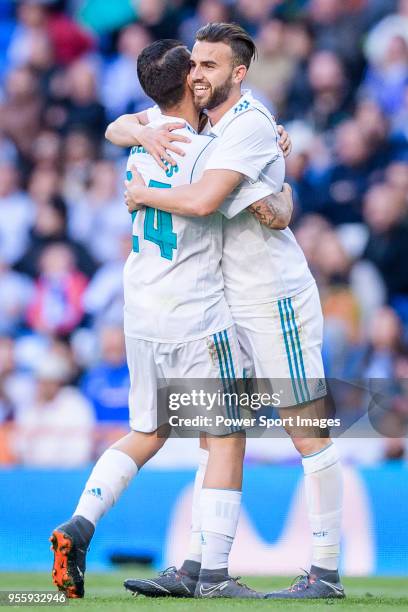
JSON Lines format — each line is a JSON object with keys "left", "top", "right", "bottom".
{"left": 248, "top": 201, "right": 277, "bottom": 228}
{"left": 248, "top": 193, "right": 292, "bottom": 229}
{"left": 251, "top": 194, "right": 291, "bottom": 229}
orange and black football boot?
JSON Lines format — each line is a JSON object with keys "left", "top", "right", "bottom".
{"left": 50, "top": 516, "right": 94, "bottom": 598}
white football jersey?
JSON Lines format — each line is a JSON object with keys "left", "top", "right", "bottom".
{"left": 144, "top": 96, "right": 314, "bottom": 305}
{"left": 203, "top": 91, "right": 315, "bottom": 305}
{"left": 123, "top": 113, "right": 233, "bottom": 342}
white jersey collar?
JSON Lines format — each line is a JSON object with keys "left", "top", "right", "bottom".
{"left": 149, "top": 111, "right": 198, "bottom": 135}
{"left": 206, "top": 89, "right": 254, "bottom": 136}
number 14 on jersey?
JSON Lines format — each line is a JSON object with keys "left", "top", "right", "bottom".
{"left": 130, "top": 178, "right": 178, "bottom": 261}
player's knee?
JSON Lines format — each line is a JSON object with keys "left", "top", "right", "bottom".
{"left": 291, "top": 436, "right": 331, "bottom": 457}
{"left": 207, "top": 434, "right": 246, "bottom": 460}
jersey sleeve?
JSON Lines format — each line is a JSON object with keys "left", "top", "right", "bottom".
{"left": 218, "top": 180, "right": 273, "bottom": 219}
{"left": 204, "top": 110, "right": 281, "bottom": 182}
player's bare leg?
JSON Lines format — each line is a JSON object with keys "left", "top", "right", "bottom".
{"left": 266, "top": 399, "right": 344, "bottom": 599}
{"left": 50, "top": 426, "right": 169, "bottom": 598}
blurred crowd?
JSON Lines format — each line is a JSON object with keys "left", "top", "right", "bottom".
{"left": 0, "top": 0, "right": 407, "bottom": 466}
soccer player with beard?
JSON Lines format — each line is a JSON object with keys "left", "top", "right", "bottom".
{"left": 110, "top": 23, "right": 344, "bottom": 600}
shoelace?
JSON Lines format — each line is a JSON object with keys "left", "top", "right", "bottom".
{"left": 288, "top": 569, "right": 313, "bottom": 592}
{"left": 158, "top": 566, "right": 178, "bottom": 577}
{"left": 231, "top": 576, "right": 256, "bottom": 592}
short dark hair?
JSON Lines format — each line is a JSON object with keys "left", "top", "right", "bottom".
{"left": 195, "top": 22, "right": 257, "bottom": 68}
{"left": 137, "top": 39, "right": 191, "bottom": 110}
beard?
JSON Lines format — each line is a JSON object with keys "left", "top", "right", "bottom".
{"left": 194, "top": 77, "right": 234, "bottom": 110}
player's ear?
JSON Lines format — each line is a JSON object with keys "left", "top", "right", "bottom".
{"left": 233, "top": 64, "right": 247, "bottom": 85}
{"left": 183, "top": 79, "right": 193, "bottom": 100}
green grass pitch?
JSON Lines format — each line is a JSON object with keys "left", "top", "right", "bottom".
{"left": 1, "top": 571, "right": 407, "bottom": 611}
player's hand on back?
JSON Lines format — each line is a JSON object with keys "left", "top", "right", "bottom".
{"left": 277, "top": 124, "right": 292, "bottom": 158}
{"left": 138, "top": 123, "right": 191, "bottom": 170}
{"left": 125, "top": 165, "right": 147, "bottom": 212}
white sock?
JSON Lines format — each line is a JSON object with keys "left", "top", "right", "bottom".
{"left": 73, "top": 449, "right": 138, "bottom": 526}
{"left": 187, "top": 448, "right": 208, "bottom": 563}
{"left": 302, "top": 442, "right": 343, "bottom": 571}
{"left": 200, "top": 488, "right": 241, "bottom": 571}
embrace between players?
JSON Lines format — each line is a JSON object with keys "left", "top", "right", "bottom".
{"left": 50, "top": 22, "right": 345, "bottom": 600}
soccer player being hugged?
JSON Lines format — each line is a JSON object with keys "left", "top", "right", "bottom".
{"left": 109, "top": 23, "right": 345, "bottom": 600}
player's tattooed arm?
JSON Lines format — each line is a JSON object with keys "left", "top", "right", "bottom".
{"left": 105, "top": 113, "right": 190, "bottom": 171}
{"left": 247, "top": 184, "right": 293, "bottom": 230}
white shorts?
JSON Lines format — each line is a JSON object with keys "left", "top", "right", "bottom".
{"left": 125, "top": 326, "right": 243, "bottom": 433}
{"left": 231, "top": 282, "right": 326, "bottom": 408}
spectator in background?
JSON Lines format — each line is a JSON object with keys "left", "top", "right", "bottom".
{"left": 307, "top": 51, "right": 351, "bottom": 131}
{"left": 15, "top": 355, "right": 95, "bottom": 467}
{"left": 81, "top": 326, "right": 129, "bottom": 423}
{"left": 25, "top": 242, "right": 88, "bottom": 336}
{"left": 0, "top": 334, "right": 35, "bottom": 420}
{"left": 7, "top": 0, "right": 93, "bottom": 69}
{"left": 246, "top": 19, "right": 297, "bottom": 112}
{"left": 0, "top": 131, "right": 18, "bottom": 165}
{"left": 45, "top": 3, "right": 94, "bottom": 66}
{"left": 285, "top": 49, "right": 351, "bottom": 129}
{"left": 385, "top": 160, "right": 408, "bottom": 195}
{"left": 7, "top": 0, "right": 50, "bottom": 69}
{"left": 68, "top": 159, "right": 130, "bottom": 264}
{"left": 102, "top": 24, "right": 152, "bottom": 119}
{"left": 0, "top": 337, "right": 17, "bottom": 423}
{"left": 284, "top": 121, "right": 326, "bottom": 215}
{"left": 47, "top": 59, "right": 106, "bottom": 139}
{"left": 137, "top": 0, "right": 182, "bottom": 40}
{"left": 28, "top": 165, "right": 60, "bottom": 205}
{"left": 0, "top": 65, "right": 43, "bottom": 161}
{"left": 308, "top": 0, "right": 366, "bottom": 82}
{"left": 0, "top": 162, "right": 33, "bottom": 265}
{"left": 337, "top": 305, "right": 407, "bottom": 463}
{"left": 278, "top": 19, "right": 315, "bottom": 119}
{"left": 388, "top": 349, "right": 408, "bottom": 447}
{"left": 179, "top": 0, "right": 231, "bottom": 49}
{"left": 313, "top": 227, "right": 363, "bottom": 378}
{"left": 354, "top": 99, "right": 393, "bottom": 176}
{"left": 82, "top": 234, "right": 131, "bottom": 329}
{"left": 363, "top": 183, "right": 408, "bottom": 302}
{"left": 322, "top": 120, "right": 373, "bottom": 224}
{"left": 233, "top": 0, "right": 276, "bottom": 36}
{"left": 361, "top": 34, "right": 408, "bottom": 117}
{"left": 61, "top": 130, "right": 96, "bottom": 202}
{"left": 30, "top": 129, "right": 62, "bottom": 171}
{"left": 15, "top": 194, "right": 96, "bottom": 278}
{"left": 0, "top": 258, "right": 33, "bottom": 335}
{"left": 363, "top": 306, "right": 403, "bottom": 379}
{"left": 0, "top": 336, "right": 21, "bottom": 464}
{"left": 364, "top": 0, "right": 408, "bottom": 77}
{"left": 25, "top": 28, "right": 56, "bottom": 96}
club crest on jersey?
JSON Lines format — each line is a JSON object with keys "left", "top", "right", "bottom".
{"left": 233, "top": 99, "right": 250, "bottom": 114}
